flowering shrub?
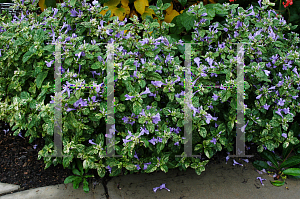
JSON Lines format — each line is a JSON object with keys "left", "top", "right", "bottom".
{"left": 188, "top": 1, "right": 300, "bottom": 152}
{"left": 0, "top": 0, "right": 300, "bottom": 192}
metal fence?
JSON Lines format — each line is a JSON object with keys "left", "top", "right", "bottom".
{"left": 0, "top": 3, "right": 42, "bottom": 16}
{"left": 0, "top": 3, "right": 21, "bottom": 16}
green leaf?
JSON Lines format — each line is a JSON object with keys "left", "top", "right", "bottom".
{"left": 178, "top": 0, "right": 187, "bottom": 6}
{"left": 72, "top": 168, "right": 81, "bottom": 176}
{"left": 63, "top": 156, "right": 73, "bottom": 168}
{"left": 133, "top": 101, "right": 142, "bottom": 115}
{"left": 70, "top": 0, "right": 76, "bottom": 7}
{"left": 259, "top": 150, "right": 279, "bottom": 169}
{"left": 206, "top": 8, "right": 215, "bottom": 18}
{"left": 76, "top": 159, "right": 84, "bottom": 176}
{"left": 125, "top": 164, "right": 136, "bottom": 171}
{"left": 282, "top": 143, "right": 294, "bottom": 159}
{"left": 270, "top": 180, "right": 285, "bottom": 186}
{"left": 156, "top": 142, "right": 165, "bottom": 153}
{"left": 83, "top": 178, "right": 89, "bottom": 193}
{"left": 64, "top": 175, "right": 77, "bottom": 184}
{"left": 138, "top": 80, "right": 146, "bottom": 88}
{"left": 73, "top": 177, "right": 83, "bottom": 189}
{"left": 195, "top": 166, "right": 205, "bottom": 175}
{"left": 199, "top": 127, "right": 207, "bottom": 138}
{"left": 116, "top": 103, "right": 126, "bottom": 112}
{"left": 145, "top": 164, "right": 157, "bottom": 173}
{"left": 145, "top": 72, "right": 164, "bottom": 81}
{"left": 138, "top": 116, "right": 146, "bottom": 124}
{"left": 274, "top": 41, "right": 284, "bottom": 48}
{"left": 282, "top": 168, "right": 300, "bottom": 176}
{"left": 252, "top": 160, "right": 275, "bottom": 171}
{"left": 97, "top": 167, "right": 106, "bottom": 178}
{"left": 157, "top": 0, "right": 163, "bottom": 8}
{"left": 160, "top": 165, "right": 168, "bottom": 173}
{"left": 221, "top": 90, "right": 231, "bottom": 102}
{"left": 34, "top": 29, "right": 45, "bottom": 42}
{"left": 36, "top": 71, "right": 48, "bottom": 89}
{"left": 179, "top": 12, "right": 197, "bottom": 31}
{"left": 280, "top": 156, "right": 300, "bottom": 169}
{"left": 204, "top": 148, "right": 213, "bottom": 158}
{"left": 64, "top": 57, "right": 73, "bottom": 66}
{"left": 161, "top": 3, "right": 171, "bottom": 10}
{"left": 20, "top": 91, "right": 30, "bottom": 100}
{"left": 91, "top": 62, "right": 101, "bottom": 69}
{"left": 110, "top": 167, "right": 121, "bottom": 176}
{"left": 43, "top": 45, "right": 54, "bottom": 52}
{"left": 22, "top": 51, "right": 34, "bottom": 63}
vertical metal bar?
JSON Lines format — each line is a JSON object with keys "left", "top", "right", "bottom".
{"left": 105, "top": 42, "right": 122, "bottom": 157}
{"left": 175, "top": 43, "right": 201, "bottom": 158}
{"left": 229, "top": 42, "right": 254, "bottom": 158}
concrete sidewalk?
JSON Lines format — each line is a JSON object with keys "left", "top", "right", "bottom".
{"left": 1, "top": 157, "right": 300, "bottom": 199}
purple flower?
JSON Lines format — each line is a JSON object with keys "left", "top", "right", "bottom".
{"left": 18, "top": 133, "right": 24, "bottom": 139}
{"left": 70, "top": 9, "right": 79, "bottom": 17}
{"left": 149, "top": 137, "right": 158, "bottom": 145}
{"left": 89, "top": 139, "right": 97, "bottom": 145}
{"left": 106, "top": 165, "right": 112, "bottom": 173}
{"left": 210, "top": 137, "right": 217, "bottom": 145}
{"left": 225, "top": 155, "right": 230, "bottom": 164}
{"left": 45, "top": 60, "right": 54, "bottom": 67}
{"left": 33, "top": 144, "right": 37, "bottom": 149}
{"left": 141, "top": 87, "right": 151, "bottom": 95}
{"left": 66, "top": 108, "right": 77, "bottom": 112}
{"left": 174, "top": 141, "right": 179, "bottom": 146}
{"left": 3, "top": 129, "right": 9, "bottom": 135}
{"left": 152, "top": 113, "right": 161, "bottom": 124}
{"left": 282, "top": 133, "right": 287, "bottom": 138}
{"left": 153, "top": 183, "right": 170, "bottom": 193}
{"left": 257, "top": 177, "right": 266, "bottom": 186}
{"left": 275, "top": 109, "right": 283, "bottom": 118}
{"left": 134, "top": 151, "right": 139, "bottom": 160}
{"left": 122, "top": 137, "right": 131, "bottom": 144}
{"left": 233, "top": 159, "right": 243, "bottom": 166}
{"left": 239, "top": 120, "right": 249, "bottom": 133}
{"left": 125, "top": 94, "right": 135, "bottom": 100}
{"left": 139, "top": 126, "right": 149, "bottom": 136}
{"left": 135, "top": 164, "right": 141, "bottom": 170}
{"left": 73, "top": 98, "right": 88, "bottom": 108}
{"left": 143, "top": 162, "right": 151, "bottom": 170}
{"left": 262, "top": 104, "right": 270, "bottom": 110}
{"left": 151, "top": 81, "right": 165, "bottom": 87}
{"left": 277, "top": 98, "right": 285, "bottom": 106}
{"left": 52, "top": 8, "right": 58, "bottom": 17}
{"left": 212, "top": 93, "right": 219, "bottom": 101}
{"left": 263, "top": 70, "right": 270, "bottom": 76}
{"left": 205, "top": 114, "right": 218, "bottom": 124}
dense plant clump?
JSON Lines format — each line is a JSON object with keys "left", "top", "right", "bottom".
{"left": 0, "top": 0, "right": 300, "bottom": 192}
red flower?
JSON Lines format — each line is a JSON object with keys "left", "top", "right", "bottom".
{"left": 229, "top": 0, "right": 236, "bottom": 2}
{"left": 283, "top": 0, "right": 293, "bottom": 8}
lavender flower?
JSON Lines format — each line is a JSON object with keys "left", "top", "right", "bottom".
{"left": 153, "top": 183, "right": 170, "bottom": 193}
{"left": 257, "top": 177, "right": 266, "bottom": 186}
{"left": 143, "top": 162, "right": 151, "bottom": 170}
{"left": 282, "top": 133, "right": 287, "bottom": 138}
{"left": 45, "top": 60, "right": 54, "bottom": 67}
{"left": 89, "top": 139, "right": 97, "bottom": 145}
{"left": 233, "top": 159, "right": 243, "bottom": 166}
{"left": 106, "top": 165, "right": 112, "bottom": 173}
{"left": 210, "top": 137, "right": 217, "bottom": 145}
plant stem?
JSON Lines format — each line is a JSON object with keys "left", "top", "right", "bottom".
{"left": 279, "top": 147, "right": 294, "bottom": 168}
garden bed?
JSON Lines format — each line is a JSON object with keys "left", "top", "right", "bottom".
{"left": 0, "top": 119, "right": 275, "bottom": 195}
